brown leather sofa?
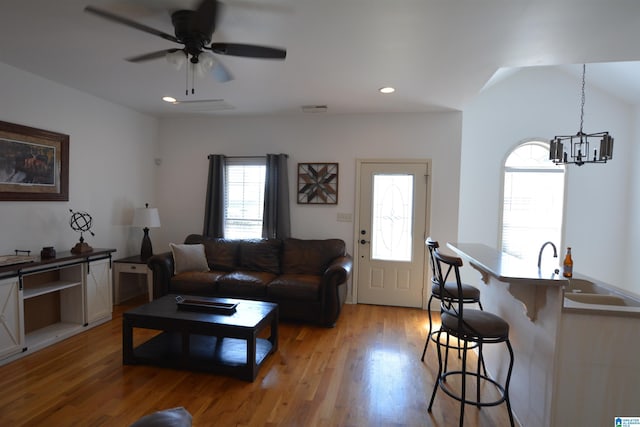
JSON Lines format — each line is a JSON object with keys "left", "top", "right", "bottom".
{"left": 147, "top": 234, "right": 353, "bottom": 327}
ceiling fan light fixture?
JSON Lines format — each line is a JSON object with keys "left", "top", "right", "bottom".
{"left": 166, "top": 50, "right": 186, "bottom": 70}
{"left": 199, "top": 52, "right": 215, "bottom": 68}
{"left": 379, "top": 86, "right": 395, "bottom": 94}
{"left": 194, "top": 52, "right": 216, "bottom": 77}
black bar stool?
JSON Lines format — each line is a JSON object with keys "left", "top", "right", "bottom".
{"left": 421, "top": 238, "right": 483, "bottom": 362}
{"left": 427, "top": 248, "right": 515, "bottom": 427}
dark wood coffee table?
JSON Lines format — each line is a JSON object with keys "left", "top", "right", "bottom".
{"left": 122, "top": 295, "right": 278, "bottom": 381}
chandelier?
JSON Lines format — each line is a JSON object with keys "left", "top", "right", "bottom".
{"left": 549, "top": 64, "right": 614, "bottom": 166}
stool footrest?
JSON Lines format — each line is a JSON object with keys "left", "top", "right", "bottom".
{"left": 439, "top": 370, "right": 507, "bottom": 408}
{"left": 429, "top": 330, "right": 480, "bottom": 351}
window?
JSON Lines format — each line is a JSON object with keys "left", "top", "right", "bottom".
{"left": 224, "top": 158, "right": 266, "bottom": 239}
{"left": 371, "top": 174, "right": 414, "bottom": 262}
{"left": 501, "top": 141, "right": 565, "bottom": 261}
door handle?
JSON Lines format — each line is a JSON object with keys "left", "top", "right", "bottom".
{"left": 360, "top": 239, "right": 370, "bottom": 245}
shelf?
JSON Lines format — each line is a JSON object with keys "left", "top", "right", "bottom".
{"left": 23, "top": 280, "right": 82, "bottom": 299}
{"left": 131, "top": 332, "right": 273, "bottom": 380}
{"left": 25, "top": 322, "right": 84, "bottom": 351}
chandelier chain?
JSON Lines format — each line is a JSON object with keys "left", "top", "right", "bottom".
{"left": 579, "top": 63, "right": 586, "bottom": 134}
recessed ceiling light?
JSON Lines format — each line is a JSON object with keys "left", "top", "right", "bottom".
{"left": 162, "top": 96, "right": 177, "bottom": 103}
{"left": 379, "top": 87, "right": 395, "bottom": 94}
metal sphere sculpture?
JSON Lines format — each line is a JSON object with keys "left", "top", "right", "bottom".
{"left": 69, "top": 209, "right": 95, "bottom": 254}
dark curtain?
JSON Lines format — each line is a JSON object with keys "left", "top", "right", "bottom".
{"left": 203, "top": 154, "right": 226, "bottom": 237}
{"left": 262, "top": 153, "right": 291, "bottom": 239}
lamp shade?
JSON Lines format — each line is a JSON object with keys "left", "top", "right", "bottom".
{"left": 132, "top": 207, "right": 161, "bottom": 228}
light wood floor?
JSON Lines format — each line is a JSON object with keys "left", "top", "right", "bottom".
{"left": 0, "top": 297, "right": 514, "bottom": 426}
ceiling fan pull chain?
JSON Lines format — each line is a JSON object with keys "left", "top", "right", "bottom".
{"left": 185, "top": 60, "right": 189, "bottom": 96}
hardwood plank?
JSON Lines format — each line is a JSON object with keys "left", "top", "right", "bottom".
{"left": 0, "top": 297, "right": 516, "bottom": 426}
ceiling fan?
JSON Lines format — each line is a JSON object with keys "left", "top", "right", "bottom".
{"left": 84, "top": 0, "right": 287, "bottom": 88}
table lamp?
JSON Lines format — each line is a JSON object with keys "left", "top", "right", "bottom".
{"left": 132, "top": 203, "right": 161, "bottom": 261}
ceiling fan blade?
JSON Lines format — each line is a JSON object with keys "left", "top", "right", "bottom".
{"left": 211, "top": 59, "right": 233, "bottom": 82}
{"left": 126, "top": 49, "right": 180, "bottom": 63}
{"left": 190, "top": 0, "right": 219, "bottom": 40}
{"left": 84, "top": 6, "right": 179, "bottom": 44}
{"left": 209, "top": 43, "right": 286, "bottom": 59}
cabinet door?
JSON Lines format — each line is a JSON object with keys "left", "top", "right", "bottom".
{"left": 0, "top": 277, "right": 24, "bottom": 359}
{"left": 85, "top": 258, "right": 112, "bottom": 324}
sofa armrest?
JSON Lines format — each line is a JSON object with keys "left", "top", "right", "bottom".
{"left": 324, "top": 255, "right": 353, "bottom": 286}
{"left": 320, "top": 254, "right": 353, "bottom": 326}
{"left": 147, "top": 252, "right": 174, "bottom": 299}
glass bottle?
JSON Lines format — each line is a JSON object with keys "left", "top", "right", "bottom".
{"left": 562, "top": 247, "right": 573, "bottom": 278}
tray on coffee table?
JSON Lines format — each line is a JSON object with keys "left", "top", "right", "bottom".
{"left": 175, "top": 295, "right": 237, "bottom": 314}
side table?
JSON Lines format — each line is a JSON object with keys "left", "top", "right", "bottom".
{"left": 113, "top": 255, "right": 153, "bottom": 304}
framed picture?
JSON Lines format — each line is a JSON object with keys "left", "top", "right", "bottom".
{"left": 297, "top": 162, "right": 338, "bottom": 204}
{"left": 0, "top": 120, "right": 69, "bottom": 201}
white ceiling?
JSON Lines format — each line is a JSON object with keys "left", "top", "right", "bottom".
{"left": 1, "top": 0, "right": 640, "bottom": 117}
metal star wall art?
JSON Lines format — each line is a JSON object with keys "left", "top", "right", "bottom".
{"left": 297, "top": 163, "right": 338, "bottom": 204}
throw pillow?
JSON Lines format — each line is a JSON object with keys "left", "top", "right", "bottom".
{"left": 170, "top": 243, "right": 210, "bottom": 274}
{"left": 129, "top": 407, "right": 192, "bottom": 427}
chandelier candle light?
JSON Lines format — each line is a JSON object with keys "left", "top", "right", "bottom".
{"left": 549, "top": 64, "right": 614, "bottom": 166}
{"left": 132, "top": 203, "right": 161, "bottom": 261}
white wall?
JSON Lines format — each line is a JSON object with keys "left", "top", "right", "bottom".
{"left": 154, "top": 112, "right": 463, "bottom": 297}
{"left": 0, "top": 62, "right": 159, "bottom": 258}
{"left": 460, "top": 66, "right": 634, "bottom": 290}
{"left": 628, "top": 108, "right": 640, "bottom": 295}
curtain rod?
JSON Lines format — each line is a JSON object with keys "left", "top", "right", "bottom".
{"left": 207, "top": 154, "right": 289, "bottom": 159}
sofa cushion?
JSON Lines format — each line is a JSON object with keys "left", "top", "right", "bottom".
{"left": 239, "top": 239, "right": 282, "bottom": 274}
{"left": 281, "top": 238, "right": 346, "bottom": 275}
{"left": 268, "top": 274, "right": 322, "bottom": 301}
{"left": 202, "top": 239, "right": 240, "bottom": 271}
{"left": 170, "top": 271, "right": 222, "bottom": 295}
{"left": 217, "top": 271, "right": 275, "bottom": 297}
{"left": 184, "top": 235, "right": 240, "bottom": 271}
{"left": 170, "top": 243, "right": 210, "bottom": 274}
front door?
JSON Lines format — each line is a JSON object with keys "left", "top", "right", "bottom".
{"left": 356, "top": 160, "right": 429, "bottom": 308}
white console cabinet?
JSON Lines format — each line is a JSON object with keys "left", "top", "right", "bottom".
{"left": 0, "top": 276, "right": 23, "bottom": 359}
{"left": 85, "top": 257, "right": 112, "bottom": 324}
{"left": 0, "top": 249, "right": 114, "bottom": 364}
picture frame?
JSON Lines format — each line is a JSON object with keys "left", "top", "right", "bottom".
{"left": 0, "top": 120, "right": 69, "bottom": 201}
{"left": 297, "top": 162, "right": 338, "bottom": 204}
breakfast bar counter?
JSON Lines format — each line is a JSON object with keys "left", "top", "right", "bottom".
{"left": 446, "top": 243, "right": 640, "bottom": 427}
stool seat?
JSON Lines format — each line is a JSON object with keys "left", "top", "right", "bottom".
{"left": 442, "top": 308, "right": 509, "bottom": 339}
{"left": 431, "top": 282, "right": 481, "bottom": 301}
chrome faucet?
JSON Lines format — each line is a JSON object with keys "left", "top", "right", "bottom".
{"left": 537, "top": 241, "right": 558, "bottom": 270}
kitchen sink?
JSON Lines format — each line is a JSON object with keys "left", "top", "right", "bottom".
{"left": 563, "top": 293, "right": 629, "bottom": 306}
{"left": 564, "top": 279, "right": 640, "bottom": 307}
{"left": 566, "top": 278, "right": 602, "bottom": 294}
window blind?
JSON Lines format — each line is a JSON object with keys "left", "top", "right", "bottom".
{"left": 224, "top": 158, "right": 266, "bottom": 239}
{"left": 501, "top": 142, "right": 565, "bottom": 262}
